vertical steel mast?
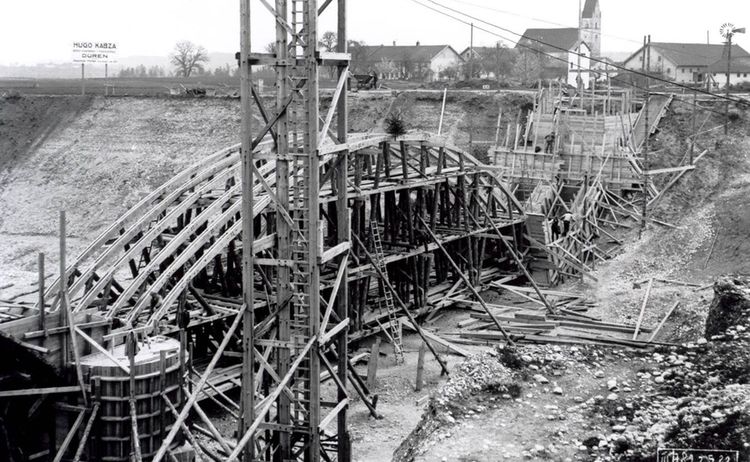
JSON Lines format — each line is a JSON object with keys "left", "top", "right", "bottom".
{"left": 237, "top": 0, "right": 351, "bottom": 461}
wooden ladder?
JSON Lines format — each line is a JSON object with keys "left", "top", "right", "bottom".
{"left": 370, "top": 221, "right": 404, "bottom": 364}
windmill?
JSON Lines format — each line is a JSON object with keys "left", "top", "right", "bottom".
{"left": 719, "top": 23, "right": 745, "bottom": 134}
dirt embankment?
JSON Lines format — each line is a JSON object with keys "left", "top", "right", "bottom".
{"left": 559, "top": 102, "right": 750, "bottom": 343}
{"left": 0, "top": 95, "right": 246, "bottom": 297}
{"left": 346, "top": 90, "right": 533, "bottom": 161}
{"left": 397, "top": 277, "right": 750, "bottom": 462}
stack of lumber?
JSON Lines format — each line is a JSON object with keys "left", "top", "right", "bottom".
{"left": 450, "top": 308, "right": 654, "bottom": 348}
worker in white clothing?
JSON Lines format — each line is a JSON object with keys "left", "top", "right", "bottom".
{"left": 561, "top": 211, "right": 574, "bottom": 236}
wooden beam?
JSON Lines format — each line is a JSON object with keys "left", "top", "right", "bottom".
{"left": 0, "top": 386, "right": 82, "bottom": 398}
{"left": 72, "top": 403, "right": 100, "bottom": 462}
{"left": 52, "top": 409, "right": 86, "bottom": 462}
{"left": 416, "top": 216, "right": 514, "bottom": 343}
{"left": 643, "top": 165, "right": 695, "bottom": 175}
{"left": 633, "top": 278, "right": 653, "bottom": 340}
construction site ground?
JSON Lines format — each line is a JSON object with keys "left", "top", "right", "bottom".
{"left": 1, "top": 91, "right": 749, "bottom": 461}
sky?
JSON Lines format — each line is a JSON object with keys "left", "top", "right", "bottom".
{"left": 1, "top": 0, "right": 749, "bottom": 66}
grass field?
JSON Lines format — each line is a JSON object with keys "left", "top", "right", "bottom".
{"left": 0, "top": 74, "right": 382, "bottom": 97}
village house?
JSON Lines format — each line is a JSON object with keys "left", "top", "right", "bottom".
{"left": 622, "top": 42, "right": 750, "bottom": 85}
{"left": 515, "top": 28, "right": 592, "bottom": 87}
{"left": 358, "top": 42, "right": 463, "bottom": 82}
{"left": 708, "top": 56, "right": 750, "bottom": 87}
{"left": 459, "top": 45, "right": 509, "bottom": 79}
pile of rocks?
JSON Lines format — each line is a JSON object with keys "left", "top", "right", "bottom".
{"left": 576, "top": 276, "right": 750, "bottom": 460}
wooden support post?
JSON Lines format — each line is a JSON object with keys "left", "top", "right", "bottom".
{"left": 60, "top": 211, "right": 87, "bottom": 405}
{"left": 471, "top": 201, "right": 555, "bottom": 314}
{"left": 72, "top": 403, "right": 100, "bottom": 462}
{"left": 366, "top": 337, "right": 380, "bottom": 389}
{"left": 52, "top": 409, "right": 86, "bottom": 462}
{"left": 415, "top": 342, "right": 426, "bottom": 392}
{"left": 38, "top": 253, "right": 46, "bottom": 335}
{"left": 128, "top": 333, "right": 143, "bottom": 462}
{"left": 163, "top": 396, "right": 209, "bottom": 462}
{"left": 239, "top": 1, "right": 255, "bottom": 461}
{"left": 152, "top": 309, "right": 243, "bottom": 462}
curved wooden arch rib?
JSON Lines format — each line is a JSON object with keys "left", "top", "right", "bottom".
{"left": 116, "top": 166, "right": 277, "bottom": 324}
{"left": 47, "top": 153, "right": 240, "bottom": 313}
{"left": 72, "top": 164, "right": 242, "bottom": 314}
{"left": 143, "top": 196, "right": 272, "bottom": 333}
{"left": 43, "top": 145, "right": 241, "bottom": 305}
{"left": 105, "top": 176, "right": 255, "bottom": 319}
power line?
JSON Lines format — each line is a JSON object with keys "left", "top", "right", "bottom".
{"left": 444, "top": 0, "right": 644, "bottom": 47}
{"left": 419, "top": 0, "right": 749, "bottom": 106}
{"left": 445, "top": 0, "right": 743, "bottom": 65}
{"left": 406, "top": 0, "right": 739, "bottom": 118}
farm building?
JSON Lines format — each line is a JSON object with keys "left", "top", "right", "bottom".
{"left": 622, "top": 42, "right": 750, "bottom": 85}
{"left": 356, "top": 43, "right": 463, "bottom": 81}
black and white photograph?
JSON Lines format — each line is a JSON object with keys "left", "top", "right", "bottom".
{"left": 1, "top": 1, "right": 749, "bottom": 460}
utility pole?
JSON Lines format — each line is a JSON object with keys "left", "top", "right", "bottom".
{"left": 721, "top": 24, "right": 745, "bottom": 134}
{"left": 469, "top": 22, "right": 474, "bottom": 79}
{"left": 725, "top": 32, "right": 732, "bottom": 135}
{"left": 641, "top": 35, "right": 650, "bottom": 238}
{"left": 691, "top": 90, "right": 697, "bottom": 164}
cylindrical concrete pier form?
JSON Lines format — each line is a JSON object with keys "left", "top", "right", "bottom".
{"left": 78, "top": 336, "right": 182, "bottom": 461}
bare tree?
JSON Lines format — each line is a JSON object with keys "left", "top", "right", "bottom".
{"left": 319, "top": 31, "right": 337, "bottom": 52}
{"left": 170, "top": 41, "right": 209, "bottom": 78}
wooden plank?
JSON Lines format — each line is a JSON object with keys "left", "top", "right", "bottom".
{"left": 0, "top": 386, "right": 82, "bottom": 398}
{"left": 648, "top": 301, "right": 680, "bottom": 343}
{"left": 418, "top": 327, "right": 471, "bottom": 357}
{"left": 643, "top": 165, "right": 695, "bottom": 176}
{"left": 633, "top": 278, "right": 654, "bottom": 340}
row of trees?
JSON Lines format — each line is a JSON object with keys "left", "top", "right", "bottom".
{"left": 118, "top": 37, "right": 550, "bottom": 84}
{"left": 119, "top": 41, "right": 235, "bottom": 79}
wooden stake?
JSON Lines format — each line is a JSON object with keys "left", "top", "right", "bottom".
{"left": 366, "top": 337, "right": 381, "bottom": 389}
{"left": 415, "top": 342, "right": 426, "bottom": 392}
{"left": 632, "top": 278, "right": 653, "bottom": 340}
{"left": 648, "top": 301, "right": 680, "bottom": 343}
{"left": 438, "top": 87, "right": 448, "bottom": 135}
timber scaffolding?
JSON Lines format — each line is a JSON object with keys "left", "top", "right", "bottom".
{"left": 488, "top": 83, "right": 679, "bottom": 286}
{"left": 0, "top": 128, "right": 529, "bottom": 460}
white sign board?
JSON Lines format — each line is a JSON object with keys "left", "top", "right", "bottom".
{"left": 72, "top": 42, "right": 118, "bottom": 64}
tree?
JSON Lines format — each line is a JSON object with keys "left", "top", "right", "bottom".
{"left": 170, "top": 41, "right": 209, "bottom": 78}
{"left": 348, "top": 40, "right": 368, "bottom": 74}
{"left": 510, "top": 49, "right": 546, "bottom": 86}
{"left": 374, "top": 58, "right": 397, "bottom": 79}
{"left": 319, "top": 31, "right": 337, "bottom": 52}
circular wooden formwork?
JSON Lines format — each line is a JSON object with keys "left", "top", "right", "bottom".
{"left": 79, "top": 336, "right": 181, "bottom": 461}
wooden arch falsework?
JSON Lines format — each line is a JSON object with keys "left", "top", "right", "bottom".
{"left": 0, "top": 1, "right": 532, "bottom": 461}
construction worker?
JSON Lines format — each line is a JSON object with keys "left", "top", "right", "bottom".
{"left": 561, "top": 211, "right": 574, "bottom": 236}
{"left": 550, "top": 217, "right": 561, "bottom": 241}
{"left": 544, "top": 132, "right": 556, "bottom": 153}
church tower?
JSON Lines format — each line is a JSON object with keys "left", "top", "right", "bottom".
{"left": 579, "top": 0, "right": 601, "bottom": 57}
